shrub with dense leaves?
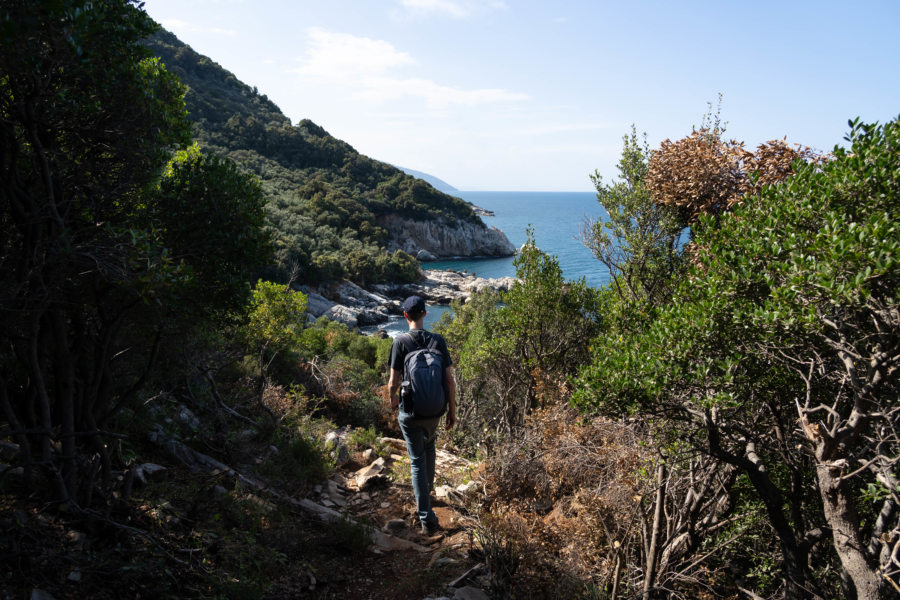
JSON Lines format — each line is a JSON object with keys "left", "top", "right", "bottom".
{"left": 436, "top": 236, "right": 602, "bottom": 453}
{"left": 576, "top": 116, "right": 900, "bottom": 599}
{"left": 582, "top": 127, "right": 685, "bottom": 308}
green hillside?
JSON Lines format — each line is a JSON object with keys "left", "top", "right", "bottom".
{"left": 145, "top": 29, "right": 479, "bottom": 285}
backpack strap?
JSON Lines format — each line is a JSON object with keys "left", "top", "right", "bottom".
{"left": 398, "top": 332, "right": 421, "bottom": 353}
{"left": 400, "top": 331, "right": 437, "bottom": 353}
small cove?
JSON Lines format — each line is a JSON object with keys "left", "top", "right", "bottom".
{"left": 364, "top": 190, "right": 608, "bottom": 337}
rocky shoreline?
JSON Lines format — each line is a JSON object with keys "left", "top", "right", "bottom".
{"left": 298, "top": 269, "right": 516, "bottom": 330}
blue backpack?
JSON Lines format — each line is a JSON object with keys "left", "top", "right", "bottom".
{"left": 399, "top": 333, "right": 448, "bottom": 418}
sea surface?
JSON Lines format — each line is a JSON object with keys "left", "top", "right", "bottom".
{"left": 430, "top": 191, "right": 608, "bottom": 287}
{"left": 368, "top": 190, "right": 608, "bottom": 337}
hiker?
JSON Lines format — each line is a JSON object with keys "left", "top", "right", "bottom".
{"left": 388, "top": 295, "right": 457, "bottom": 536}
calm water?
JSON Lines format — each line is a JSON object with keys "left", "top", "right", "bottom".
{"left": 429, "top": 191, "right": 608, "bottom": 288}
{"left": 372, "top": 305, "right": 453, "bottom": 337}
{"left": 367, "top": 190, "right": 607, "bottom": 337}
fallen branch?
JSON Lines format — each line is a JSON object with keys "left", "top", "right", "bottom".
{"left": 449, "top": 562, "right": 486, "bottom": 588}
{"left": 148, "top": 427, "right": 430, "bottom": 553}
{"left": 201, "top": 370, "right": 261, "bottom": 430}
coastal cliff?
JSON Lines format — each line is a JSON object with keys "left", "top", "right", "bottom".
{"left": 378, "top": 214, "right": 515, "bottom": 260}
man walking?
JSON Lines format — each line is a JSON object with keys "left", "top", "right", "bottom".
{"left": 388, "top": 295, "right": 457, "bottom": 536}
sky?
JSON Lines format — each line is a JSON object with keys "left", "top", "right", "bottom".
{"left": 144, "top": 0, "right": 900, "bottom": 192}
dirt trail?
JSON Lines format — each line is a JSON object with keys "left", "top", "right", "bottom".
{"left": 290, "top": 437, "right": 486, "bottom": 599}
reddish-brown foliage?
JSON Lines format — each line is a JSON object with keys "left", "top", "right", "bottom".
{"left": 646, "top": 129, "right": 824, "bottom": 223}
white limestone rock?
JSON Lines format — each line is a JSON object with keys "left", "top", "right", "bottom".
{"left": 378, "top": 214, "right": 515, "bottom": 259}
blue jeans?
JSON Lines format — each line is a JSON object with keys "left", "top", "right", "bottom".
{"left": 398, "top": 410, "right": 441, "bottom": 526}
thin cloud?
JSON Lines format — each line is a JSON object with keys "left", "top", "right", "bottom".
{"left": 398, "top": 0, "right": 469, "bottom": 18}
{"left": 517, "top": 122, "right": 618, "bottom": 136}
{"left": 291, "top": 28, "right": 528, "bottom": 109}
{"left": 294, "top": 28, "right": 415, "bottom": 82}
{"left": 356, "top": 76, "right": 528, "bottom": 109}
{"left": 160, "top": 18, "right": 188, "bottom": 29}
{"left": 392, "top": 0, "right": 507, "bottom": 20}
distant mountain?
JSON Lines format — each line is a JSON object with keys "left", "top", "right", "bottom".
{"left": 396, "top": 167, "right": 458, "bottom": 193}
{"left": 144, "top": 29, "right": 512, "bottom": 285}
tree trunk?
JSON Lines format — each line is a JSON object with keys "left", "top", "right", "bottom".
{"left": 817, "top": 464, "right": 892, "bottom": 599}
{"left": 50, "top": 309, "right": 78, "bottom": 502}
{"left": 707, "top": 419, "right": 815, "bottom": 599}
{"left": 643, "top": 463, "right": 666, "bottom": 600}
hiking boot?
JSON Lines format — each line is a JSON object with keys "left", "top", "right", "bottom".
{"left": 421, "top": 520, "right": 441, "bottom": 536}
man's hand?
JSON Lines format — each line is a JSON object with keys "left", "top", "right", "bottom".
{"left": 388, "top": 368, "right": 402, "bottom": 411}
{"left": 445, "top": 412, "right": 456, "bottom": 430}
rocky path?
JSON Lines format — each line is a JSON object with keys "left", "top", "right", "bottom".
{"left": 301, "top": 435, "right": 490, "bottom": 600}
{"left": 144, "top": 426, "right": 492, "bottom": 599}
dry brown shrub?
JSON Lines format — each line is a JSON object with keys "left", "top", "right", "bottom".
{"left": 475, "top": 509, "right": 530, "bottom": 599}
{"left": 295, "top": 359, "right": 359, "bottom": 410}
{"left": 482, "top": 403, "right": 652, "bottom": 591}
{"left": 260, "top": 382, "right": 295, "bottom": 415}
{"left": 646, "top": 129, "right": 825, "bottom": 223}
{"left": 645, "top": 129, "right": 747, "bottom": 222}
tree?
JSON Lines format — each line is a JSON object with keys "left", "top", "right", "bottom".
{"left": 437, "top": 232, "right": 602, "bottom": 448}
{"left": 0, "top": 1, "right": 269, "bottom": 506}
{"left": 0, "top": 0, "right": 191, "bottom": 503}
{"left": 244, "top": 280, "right": 308, "bottom": 366}
{"left": 154, "top": 145, "right": 271, "bottom": 318}
{"left": 581, "top": 126, "right": 684, "bottom": 309}
{"left": 575, "top": 117, "right": 900, "bottom": 599}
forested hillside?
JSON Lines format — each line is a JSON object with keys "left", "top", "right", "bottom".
{"left": 145, "top": 30, "right": 495, "bottom": 286}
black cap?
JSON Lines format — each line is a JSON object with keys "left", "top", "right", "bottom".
{"left": 402, "top": 295, "right": 426, "bottom": 314}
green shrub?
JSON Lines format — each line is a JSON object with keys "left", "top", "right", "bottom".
{"left": 348, "top": 426, "right": 388, "bottom": 456}
{"left": 575, "top": 116, "right": 900, "bottom": 599}
{"left": 326, "top": 513, "right": 375, "bottom": 554}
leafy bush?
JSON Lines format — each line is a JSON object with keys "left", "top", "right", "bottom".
{"left": 575, "top": 116, "right": 900, "bottom": 599}
{"left": 437, "top": 234, "right": 602, "bottom": 453}
{"left": 291, "top": 319, "right": 393, "bottom": 430}
{"left": 257, "top": 385, "right": 333, "bottom": 490}
{"left": 347, "top": 426, "right": 387, "bottom": 456}
{"left": 581, "top": 126, "right": 685, "bottom": 308}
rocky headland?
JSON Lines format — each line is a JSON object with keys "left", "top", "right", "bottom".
{"left": 378, "top": 215, "right": 515, "bottom": 261}
{"left": 300, "top": 270, "right": 517, "bottom": 330}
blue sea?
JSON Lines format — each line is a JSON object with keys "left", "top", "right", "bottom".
{"left": 431, "top": 191, "right": 608, "bottom": 287}
{"left": 368, "top": 190, "right": 608, "bottom": 336}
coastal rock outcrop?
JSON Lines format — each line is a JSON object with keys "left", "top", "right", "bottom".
{"left": 372, "top": 269, "right": 517, "bottom": 305}
{"left": 299, "top": 281, "right": 401, "bottom": 330}
{"left": 301, "top": 270, "right": 517, "bottom": 329}
{"left": 377, "top": 215, "right": 515, "bottom": 259}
